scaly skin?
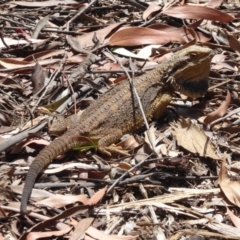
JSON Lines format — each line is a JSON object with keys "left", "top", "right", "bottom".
{"left": 20, "top": 45, "right": 214, "bottom": 214}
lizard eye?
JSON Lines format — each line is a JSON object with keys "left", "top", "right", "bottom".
{"left": 189, "top": 51, "right": 198, "bottom": 58}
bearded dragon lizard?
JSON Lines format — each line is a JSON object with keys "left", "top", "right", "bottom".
{"left": 20, "top": 45, "right": 214, "bottom": 214}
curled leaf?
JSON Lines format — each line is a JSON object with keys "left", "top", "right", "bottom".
{"left": 171, "top": 117, "right": 219, "bottom": 160}
{"left": 204, "top": 91, "right": 231, "bottom": 125}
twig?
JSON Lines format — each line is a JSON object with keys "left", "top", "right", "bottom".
{"left": 209, "top": 107, "right": 240, "bottom": 129}
{"left": 0, "top": 120, "right": 48, "bottom": 152}
{"left": 107, "top": 156, "right": 148, "bottom": 193}
{"left": 0, "top": 16, "right": 31, "bottom": 28}
{"left": 208, "top": 79, "right": 232, "bottom": 91}
{"left": 120, "top": 0, "right": 147, "bottom": 10}
{"left": 30, "top": 52, "right": 67, "bottom": 113}
{"left": 61, "top": 72, "right": 77, "bottom": 115}
{"left": 56, "top": 73, "right": 111, "bottom": 113}
{"left": 63, "top": 0, "right": 98, "bottom": 28}
{"left": 106, "top": 49, "right": 157, "bottom": 154}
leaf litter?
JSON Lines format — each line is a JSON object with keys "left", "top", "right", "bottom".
{"left": 0, "top": 0, "right": 240, "bottom": 239}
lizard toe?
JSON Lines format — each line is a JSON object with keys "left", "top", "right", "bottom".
{"left": 99, "top": 145, "right": 129, "bottom": 156}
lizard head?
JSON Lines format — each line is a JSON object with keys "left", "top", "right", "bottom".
{"left": 167, "top": 45, "right": 214, "bottom": 98}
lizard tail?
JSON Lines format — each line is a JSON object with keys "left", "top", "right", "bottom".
{"left": 20, "top": 133, "right": 77, "bottom": 214}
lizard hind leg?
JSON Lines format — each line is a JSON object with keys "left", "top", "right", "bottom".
{"left": 96, "top": 128, "right": 128, "bottom": 156}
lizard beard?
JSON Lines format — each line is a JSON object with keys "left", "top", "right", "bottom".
{"left": 178, "top": 78, "right": 209, "bottom": 98}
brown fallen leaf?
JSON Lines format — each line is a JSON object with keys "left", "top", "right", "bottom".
{"left": 117, "top": 135, "right": 140, "bottom": 151}
{"left": 69, "top": 218, "right": 94, "bottom": 240}
{"left": 36, "top": 194, "right": 89, "bottom": 209}
{"left": 31, "top": 62, "right": 45, "bottom": 94}
{"left": 171, "top": 117, "right": 220, "bottom": 160}
{"left": 206, "top": 0, "right": 224, "bottom": 8}
{"left": 26, "top": 226, "right": 72, "bottom": 240}
{"left": 10, "top": 138, "right": 50, "bottom": 154}
{"left": 149, "top": 22, "right": 211, "bottom": 43}
{"left": 9, "top": 185, "right": 54, "bottom": 201}
{"left": 108, "top": 27, "right": 193, "bottom": 46}
{"left": 211, "top": 53, "right": 227, "bottom": 63}
{"left": 18, "top": 205, "right": 90, "bottom": 240}
{"left": 227, "top": 33, "right": 240, "bottom": 53}
{"left": 9, "top": 0, "right": 78, "bottom": 7}
{"left": 219, "top": 158, "right": 240, "bottom": 207}
{"left": 226, "top": 207, "right": 240, "bottom": 229}
{"left": 211, "top": 61, "right": 238, "bottom": 71}
{"left": 73, "top": 22, "right": 124, "bottom": 49}
{"left": 0, "top": 58, "right": 59, "bottom": 70}
{"left": 163, "top": 5, "right": 234, "bottom": 23}
{"left": 87, "top": 186, "right": 107, "bottom": 205}
{"left": 23, "top": 49, "right": 66, "bottom": 62}
{"left": 108, "top": 27, "right": 170, "bottom": 46}
{"left": 143, "top": 2, "right": 161, "bottom": 21}
{"left": 0, "top": 38, "right": 46, "bottom": 50}
{"left": 204, "top": 91, "right": 231, "bottom": 125}
{"left": 86, "top": 226, "right": 137, "bottom": 240}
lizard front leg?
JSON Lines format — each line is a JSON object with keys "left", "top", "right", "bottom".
{"left": 152, "top": 91, "right": 173, "bottom": 120}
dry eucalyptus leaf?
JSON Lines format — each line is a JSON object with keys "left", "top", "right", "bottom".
{"left": 219, "top": 159, "right": 240, "bottom": 207}
{"left": 204, "top": 90, "right": 231, "bottom": 125}
{"left": 171, "top": 117, "right": 220, "bottom": 160}
{"left": 36, "top": 194, "right": 89, "bottom": 209}
{"left": 31, "top": 62, "right": 45, "bottom": 94}
{"left": 117, "top": 135, "right": 140, "bottom": 150}
{"left": 226, "top": 207, "right": 240, "bottom": 229}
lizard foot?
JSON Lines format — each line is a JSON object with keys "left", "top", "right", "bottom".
{"left": 98, "top": 145, "right": 129, "bottom": 156}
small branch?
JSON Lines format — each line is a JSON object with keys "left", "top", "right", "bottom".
{"left": 30, "top": 52, "right": 67, "bottom": 114}
{"left": 106, "top": 49, "right": 158, "bottom": 155}
{"left": 63, "top": 0, "right": 98, "bottom": 28}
